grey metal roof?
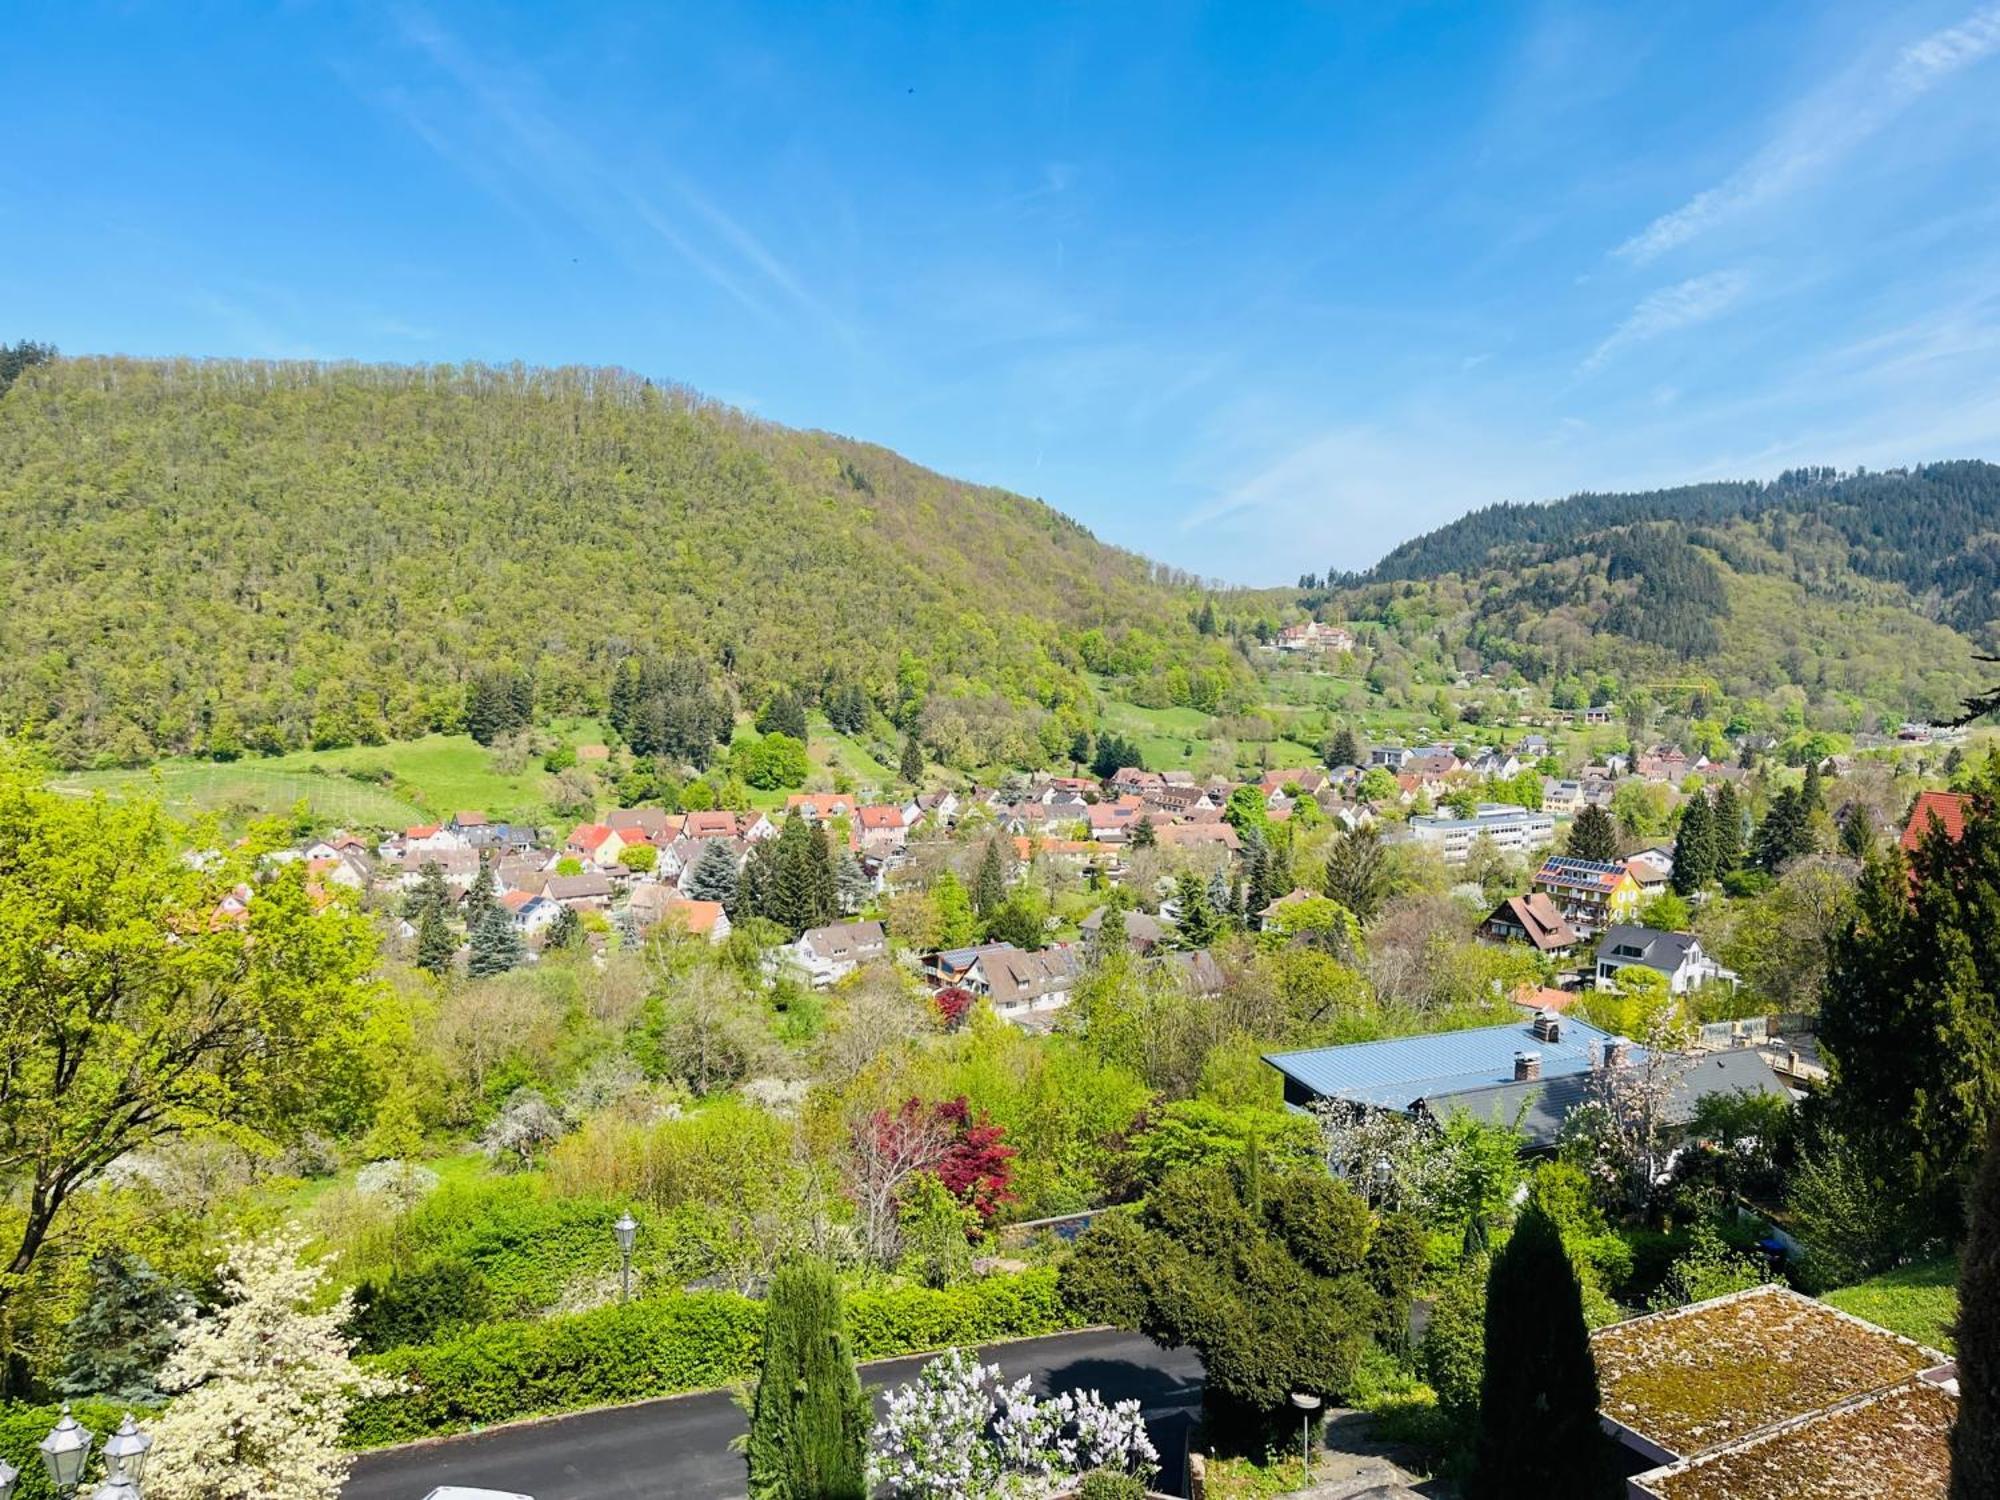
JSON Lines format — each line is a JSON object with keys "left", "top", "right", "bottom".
{"left": 1263, "top": 1016, "right": 1621, "bottom": 1109}
{"left": 1597, "top": 924, "right": 1700, "bottom": 971}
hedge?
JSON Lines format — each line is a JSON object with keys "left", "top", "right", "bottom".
{"left": 0, "top": 1400, "right": 139, "bottom": 1500}
{"left": 347, "top": 1267, "right": 1076, "bottom": 1446}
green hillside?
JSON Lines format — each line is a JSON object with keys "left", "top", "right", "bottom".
{"left": 0, "top": 356, "right": 1245, "bottom": 769}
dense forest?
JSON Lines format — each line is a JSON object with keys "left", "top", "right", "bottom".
{"left": 0, "top": 356, "right": 1244, "bottom": 768}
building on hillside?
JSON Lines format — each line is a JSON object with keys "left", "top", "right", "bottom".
{"left": 1573, "top": 704, "right": 1615, "bottom": 726}
{"left": 607, "top": 806, "right": 679, "bottom": 842}
{"left": 1594, "top": 925, "right": 1737, "bottom": 995}
{"left": 564, "top": 823, "right": 626, "bottom": 869}
{"left": 1151, "top": 823, "right": 1241, "bottom": 853}
{"left": 1902, "top": 789, "right": 1972, "bottom": 852}
{"left": 1478, "top": 893, "right": 1579, "bottom": 957}
{"left": 784, "top": 919, "right": 889, "bottom": 987}
{"left": 1273, "top": 620, "right": 1355, "bottom": 654}
{"left": 1262, "top": 1012, "right": 1785, "bottom": 1150}
{"left": 498, "top": 889, "right": 561, "bottom": 936}
{"left": 965, "top": 944, "right": 1082, "bottom": 1026}
{"left": 1532, "top": 855, "right": 1641, "bottom": 938}
{"left": 540, "top": 872, "right": 613, "bottom": 910}
{"left": 1080, "top": 905, "right": 1166, "bottom": 953}
{"left": 1402, "top": 803, "right": 1556, "bottom": 865}
{"left": 1153, "top": 948, "right": 1227, "bottom": 996}
{"left": 1369, "top": 746, "right": 1413, "bottom": 769}
{"left": 783, "top": 792, "right": 859, "bottom": 822}
{"left": 1593, "top": 1284, "right": 1955, "bottom": 1496}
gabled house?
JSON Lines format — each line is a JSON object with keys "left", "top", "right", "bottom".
{"left": 1594, "top": 925, "right": 1737, "bottom": 994}
{"left": 565, "top": 823, "right": 626, "bottom": 868}
{"left": 1079, "top": 906, "right": 1165, "bottom": 953}
{"left": 542, "top": 872, "right": 614, "bottom": 910}
{"left": 1532, "top": 855, "right": 1641, "bottom": 938}
{"left": 1902, "top": 789, "right": 1972, "bottom": 852}
{"left": 784, "top": 792, "right": 859, "bottom": 823}
{"left": 608, "top": 806, "right": 680, "bottom": 842}
{"left": 966, "top": 944, "right": 1083, "bottom": 1025}
{"left": 627, "top": 884, "right": 730, "bottom": 943}
{"left": 1369, "top": 746, "right": 1413, "bottom": 769}
{"left": 499, "top": 888, "right": 561, "bottom": 935}
{"left": 787, "top": 919, "right": 889, "bottom": 986}
{"left": 856, "top": 804, "right": 911, "bottom": 853}
{"left": 1479, "top": 893, "right": 1579, "bottom": 957}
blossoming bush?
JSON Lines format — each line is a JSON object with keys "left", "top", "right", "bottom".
{"left": 867, "top": 1347, "right": 1158, "bottom": 1499}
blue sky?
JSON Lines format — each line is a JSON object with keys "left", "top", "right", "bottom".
{"left": 8, "top": 3, "right": 2000, "bottom": 582}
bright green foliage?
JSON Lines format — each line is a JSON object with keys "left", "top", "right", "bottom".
{"left": 545, "top": 904, "right": 584, "bottom": 950}
{"left": 1075, "top": 1473, "right": 1146, "bottom": 1500}
{"left": 351, "top": 1257, "right": 494, "bottom": 1354}
{"left": 931, "top": 870, "right": 979, "bottom": 949}
{"left": 1466, "top": 1207, "right": 1619, "bottom": 1499}
{"left": 0, "top": 1400, "right": 132, "bottom": 1500}
{"left": 1645, "top": 1221, "right": 1766, "bottom": 1311}
{"left": 1420, "top": 1255, "right": 1488, "bottom": 1426}
{"left": 0, "top": 766, "right": 383, "bottom": 1360}
{"left": 745, "top": 1260, "right": 870, "bottom": 1500}
{"left": 404, "top": 858, "right": 451, "bottom": 922}
{"left": 1566, "top": 804, "right": 1619, "bottom": 863}
{"left": 1128, "top": 1100, "right": 1320, "bottom": 1189}
{"left": 735, "top": 733, "right": 811, "bottom": 790}
{"left": 1062, "top": 1165, "right": 1395, "bottom": 1446}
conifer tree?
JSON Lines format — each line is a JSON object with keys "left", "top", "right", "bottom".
{"left": 1130, "top": 814, "right": 1157, "bottom": 849}
{"left": 899, "top": 733, "right": 924, "bottom": 786}
{"left": 545, "top": 904, "right": 583, "bottom": 951}
{"left": 403, "top": 859, "right": 451, "bottom": 922}
{"left": 1322, "top": 823, "right": 1389, "bottom": 923}
{"left": 973, "top": 837, "right": 1008, "bottom": 918}
{"left": 1711, "top": 781, "right": 1745, "bottom": 872}
{"left": 744, "top": 1260, "right": 870, "bottom": 1500}
{"left": 1172, "top": 870, "right": 1222, "bottom": 950}
{"left": 1466, "top": 1206, "right": 1618, "bottom": 1499}
{"left": 1566, "top": 803, "right": 1620, "bottom": 863}
{"left": 464, "top": 852, "right": 497, "bottom": 931}
{"left": 1671, "top": 793, "right": 1712, "bottom": 897}
{"left": 415, "top": 902, "right": 455, "bottom": 977}
{"left": 1323, "top": 724, "right": 1360, "bottom": 770}
{"left": 468, "top": 901, "right": 524, "bottom": 978}
{"left": 686, "top": 837, "right": 741, "bottom": 909}
{"left": 1953, "top": 1120, "right": 2000, "bottom": 1499}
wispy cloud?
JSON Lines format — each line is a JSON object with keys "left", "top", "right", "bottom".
{"left": 1580, "top": 269, "right": 1749, "bottom": 373}
{"left": 361, "top": 6, "right": 850, "bottom": 342}
{"left": 1616, "top": 4, "right": 2000, "bottom": 264}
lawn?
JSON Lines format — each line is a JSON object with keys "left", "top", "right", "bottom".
{"left": 1823, "top": 1256, "right": 1959, "bottom": 1353}
{"left": 53, "top": 720, "right": 608, "bottom": 829}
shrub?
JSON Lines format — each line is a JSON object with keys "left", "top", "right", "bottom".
{"left": 1075, "top": 1472, "right": 1147, "bottom": 1500}
{"left": 350, "top": 1256, "right": 494, "bottom": 1354}
{"left": 746, "top": 1261, "right": 868, "bottom": 1500}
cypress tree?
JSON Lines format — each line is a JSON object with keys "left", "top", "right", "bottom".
{"left": 899, "top": 734, "right": 924, "bottom": 786}
{"left": 1953, "top": 1119, "right": 2000, "bottom": 1498}
{"left": 468, "top": 901, "right": 524, "bottom": 978}
{"left": 1324, "top": 724, "right": 1360, "bottom": 770}
{"left": 973, "top": 837, "right": 1008, "bottom": 918}
{"left": 1467, "top": 1206, "right": 1618, "bottom": 1500}
{"left": 1711, "top": 782, "right": 1744, "bottom": 872}
{"left": 1671, "top": 794, "right": 1712, "bottom": 897}
{"left": 415, "top": 903, "right": 455, "bottom": 977}
{"left": 744, "top": 1260, "right": 869, "bottom": 1500}
{"left": 1566, "top": 804, "right": 1619, "bottom": 863}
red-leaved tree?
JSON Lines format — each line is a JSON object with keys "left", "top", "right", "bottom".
{"left": 847, "top": 1096, "right": 1016, "bottom": 1262}
{"left": 933, "top": 986, "right": 974, "bottom": 1028}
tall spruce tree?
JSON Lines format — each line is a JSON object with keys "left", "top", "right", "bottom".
{"left": 465, "top": 852, "right": 497, "bottom": 931}
{"left": 743, "top": 1260, "right": 870, "bottom": 1500}
{"left": 1671, "top": 794, "right": 1713, "bottom": 897}
{"left": 972, "top": 837, "right": 1008, "bottom": 918}
{"left": 545, "top": 904, "right": 583, "bottom": 951}
{"left": 468, "top": 901, "right": 524, "bottom": 978}
{"left": 415, "top": 902, "right": 455, "bottom": 977}
{"left": 898, "top": 733, "right": 924, "bottom": 785}
{"left": 686, "top": 838, "right": 741, "bottom": 910}
{"left": 756, "top": 689, "right": 809, "bottom": 742}
{"left": 1322, "top": 823, "right": 1389, "bottom": 923}
{"left": 1711, "top": 782, "right": 1745, "bottom": 872}
{"left": 1466, "top": 1206, "right": 1618, "bottom": 1500}
{"left": 1566, "top": 803, "right": 1620, "bottom": 863}
{"left": 1324, "top": 724, "right": 1360, "bottom": 770}
{"left": 403, "top": 859, "right": 451, "bottom": 922}
{"left": 1955, "top": 1120, "right": 2000, "bottom": 1498}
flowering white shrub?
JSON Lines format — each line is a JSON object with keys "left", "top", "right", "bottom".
{"left": 868, "top": 1346, "right": 1158, "bottom": 1498}
{"left": 353, "top": 1158, "right": 439, "bottom": 1204}
{"left": 144, "top": 1227, "right": 397, "bottom": 1500}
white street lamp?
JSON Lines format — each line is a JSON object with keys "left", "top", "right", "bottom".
{"left": 100, "top": 1414, "right": 151, "bottom": 1492}
{"left": 1371, "top": 1156, "right": 1393, "bottom": 1206}
{"left": 1289, "top": 1392, "right": 1322, "bottom": 1483}
{"left": 614, "top": 1210, "right": 639, "bottom": 1303}
{"left": 39, "top": 1405, "right": 95, "bottom": 1496}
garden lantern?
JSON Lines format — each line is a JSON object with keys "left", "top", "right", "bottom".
{"left": 38, "top": 1405, "right": 94, "bottom": 1495}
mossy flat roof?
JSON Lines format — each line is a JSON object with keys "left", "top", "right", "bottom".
{"left": 1634, "top": 1377, "right": 1954, "bottom": 1499}
{"left": 1591, "top": 1284, "right": 1946, "bottom": 1460}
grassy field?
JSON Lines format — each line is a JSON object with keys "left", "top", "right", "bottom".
{"left": 1823, "top": 1256, "right": 1959, "bottom": 1352}
{"left": 54, "top": 721, "right": 609, "bottom": 829}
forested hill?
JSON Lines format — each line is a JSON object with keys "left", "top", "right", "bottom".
{"left": 0, "top": 356, "right": 1234, "bottom": 768}
{"left": 1362, "top": 462, "right": 2000, "bottom": 644}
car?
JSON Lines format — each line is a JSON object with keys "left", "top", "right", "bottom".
{"left": 420, "top": 1490, "right": 535, "bottom": 1500}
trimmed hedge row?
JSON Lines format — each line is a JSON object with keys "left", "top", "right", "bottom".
{"left": 347, "top": 1267, "right": 1075, "bottom": 1446}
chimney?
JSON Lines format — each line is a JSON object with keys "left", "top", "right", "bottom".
{"left": 1513, "top": 1050, "right": 1542, "bottom": 1082}
{"left": 1532, "top": 1012, "right": 1562, "bottom": 1044}
{"left": 1601, "top": 1036, "right": 1631, "bottom": 1070}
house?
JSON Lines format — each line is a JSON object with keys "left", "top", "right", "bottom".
{"left": 1109, "top": 766, "right": 1165, "bottom": 793}
{"left": 1263, "top": 1013, "right": 1785, "bottom": 1150}
{"left": 461, "top": 820, "right": 540, "bottom": 853}
{"left": 1625, "top": 848, "right": 1675, "bottom": 895}
{"left": 915, "top": 790, "right": 961, "bottom": 825}
{"left": 627, "top": 884, "right": 730, "bottom": 943}
{"left": 856, "top": 804, "right": 911, "bottom": 853}
{"left": 784, "top": 792, "right": 860, "bottom": 823}
{"left": 1258, "top": 767, "right": 1330, "bottom": 800}
{"left": 1085, "top": 797, "right": 1147, "bottom": 841}
{"left": 1515, "top": 734, "right": 1552, "bottom": 758}
{"left": 1479, "top": 893, "right": 1579, "bottom": 957}
{"left": 1532, "top": 855, "right": 1641, "bottom": 938}
{"left": 1572, "top": 704, "right": 1615, "bottom": 726}
{"left": 1151, "top": 823, "right": 1242, "bottom": 852}
{"left": 926, "top": 941, "right": 1017, "bottom": 989}
{"left": 1273, "top": 620, "right": 1355, "bottom": 654}
{"left": 1902, "top": 789, "right": 1972, "bottom": 852}
{"left": 1161, "top": 770, "right": 1198, "bottom": 788}
{"left": 966, "top": 944, "right": 1083, "bottom": 1025}
{"left": 1542, "top": 778, "right": 1585, "bottom": 815}
{"left": 1466, "top": 751, "right": 1524, "bottom": 780}
{"left": 392, "top": 848, "right": 481, "bottom": 890}
{"left": 1079, "top": 906, "right": 1166, "bottom": 953}
{"left": 499, "top": 889, "right": 561, "bottom": 936}
{"left": 1369, "top": 746, "right": 1414, "bottom": 770}
{"left": 1636, "top": 745, "right": 1690, "bottom": 782}
{"left": 608, "top": 806, "right": 680, "bottom": 842}
{"left": 1402, "top": 804, "right": 1557, "bottom": 865}
{"left": 1153, "top": 948, "right": 1227, "bottom": 996}
{"left": 1595, "top": 925, "right": 1737, "bottom": 994}
{"left": 1594, "top": 1285, "right": 1954, "bottom": 1497}
{"left": 1144, "top": 785, "right": 1214, "bottom": 818}
{"left": 788, "top": 920, "right": 889, "bottom": 986}
{"left": 682, "top": 810, "right": 775, "bottom": 842}
{"left": 305, "top": 855, "right": 366, "bottom": 892}
{"left": 565, "top": 823, "right": 626, "bottom": 868}
{"left": 1257, "top": 888, "right": 1322, "bottom": 932}
{"left": 541, "top": 872, "right": 614, "bottom": 910}
{"left": 401, "top": 823, "right": 467, "bottom": 856}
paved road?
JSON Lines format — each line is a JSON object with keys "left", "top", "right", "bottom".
{"left": 343, "top": 1328, "right": 1204, "bottom": 1500}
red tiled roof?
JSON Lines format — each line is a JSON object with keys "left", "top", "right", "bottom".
{"left": 1902, "top": 790, "right": 1971, "bottom": 853}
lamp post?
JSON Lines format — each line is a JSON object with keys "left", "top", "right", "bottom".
{"left": 1289, "top": 1392, "right": 1322, "bottom": 1484}
{"left": 1371, "top": 1155, "right": 1393, "bottom": 1208}
{"left": 92, "top": 1413, "right": 152, "bottom": 1500}
{"left": 39, "top": 1405, "right": 95, "bottom": 1497}
{"left": 614, "top": 1210, "right": 638, "bottom": 1304}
